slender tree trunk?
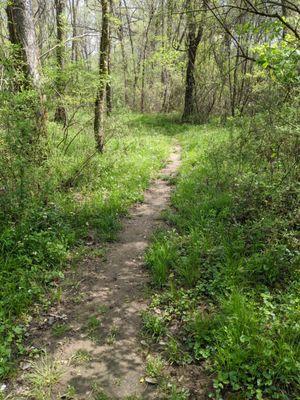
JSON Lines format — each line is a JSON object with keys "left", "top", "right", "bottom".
{"left": 123, "top": 0, "right": 138, "bottom": 108}
{"left": 115, "top": 0, "right": 129, "bottom": 106}
{"left": 94, "top": 0, "right": 109, "bottom": 152}
{"left": 140, "top": 10, "right": 154, "bottom": 113}
{"left": 106, "top": 0, "right": 113, "bottom": 115}
{"left": 282, "top": 0, "right": 288, "bottom": 38}
{"left": 120, "top": 29, "right": 129, "bottom": 106}
{"left": 6, "top": 0, "right": 46, "bottom": 134}
{"left": 70, "top": 0, "right": 79, "bottom": 62}
{"left": 54, "top": 0, "right": 67, "bottom": 125}
{"left": 106, "top": 38, "right": 112, "bottom": 115}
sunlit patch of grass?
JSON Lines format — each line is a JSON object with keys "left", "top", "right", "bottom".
{"left": 146, "top": 355, "right": 165, "bottom": 379}
{"left": 141, "top": 311, "right": 166, "bottom": 340}
{"left": 145, "top": 231, "right": 179, "bottom": 287}
{"left": 25, "top": 354, "right": 64, "bottom": 400}
{"left": 71, "top": 349, "right": 93, "bottom": 366}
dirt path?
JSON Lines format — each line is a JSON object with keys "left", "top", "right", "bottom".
{"left": 17, "top": 144, "right": 181, "bottom": 400}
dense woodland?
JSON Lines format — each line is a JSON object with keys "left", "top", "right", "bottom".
{"left": 0, "top": 0, "right": 299, "bottom": 399}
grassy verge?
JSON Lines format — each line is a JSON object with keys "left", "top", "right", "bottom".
{"left": 0, "top": 112, "right": 174, "bottom": 379}
{"left": 144, "top": 119, "right": 299, "bottom": 399}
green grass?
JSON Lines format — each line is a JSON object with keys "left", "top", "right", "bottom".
{"left": 0, "top": 112, "right": 176, "bottom": 378}
{"left": 51, "top": 323, "right": 70, "bottom": 338}
{"left": 145, "top": 117, "right": 299, "bottom": 399}
{"left": 1, "top": 109, "right": 298, "bottom": 399}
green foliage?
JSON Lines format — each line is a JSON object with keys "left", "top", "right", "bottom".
{"left": 52, "top": 323, "right": 70, "bottom": 338}
{"left": 0, "top": 112, "right": 172, "bottom": 378}
{"left": 142, "top": 311, "right": 166, "bottom": 340}
{"left": 145, "top": 231, "right": 179, "bottom": 287}
{"left": 145, "top": 110, "right": 299, "bottom": 399}
{"left": 146, "top": 354, "right": 165, "bottom": 378}
{"left": 254, "top": 36, "right": 300, "bottom": 84}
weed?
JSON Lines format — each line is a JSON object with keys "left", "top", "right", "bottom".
{"left": 71, "top": 349, "right": 92, "bottom": 365}
{"left": 52, "top": 323, "right": 70, "bottom": 338}
{"left": 91, "top": 382, "right": 111, "bottom": 400}
{"left": 97, "top": 305, "right": 110, "bottom": 314}
{"left": 84, "top": 316, "right": 101, "bottom": 340}
{"left": 142, "top": 311, "right": 166, "bottom": 339}
{"left": 166, "top": 336, "right": 192, "bottom": 365}
{"left": 26, "top": 354, "right": 63, "bottom": 400}
{"left": 146, "top": 355, "right": 165, "bottom": 378}
{"left": 106, "top": 325, "right": 120, "bottom": 345}
{"left": 168, "top": 385, "right": 190, "bottom": 400}
{"left": 145, "top": 231, "right": 179, "bottom": 287}
{"left": 63, "top": 385, "right": 77, "bottom": 399}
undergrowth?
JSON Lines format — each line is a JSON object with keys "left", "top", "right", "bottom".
{"left": 0, "top": 112, "right": 174, "bottom": 378}
{"left": 144, "top": 108, "right": 299, "bottom": 399}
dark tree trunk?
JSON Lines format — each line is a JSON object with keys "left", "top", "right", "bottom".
{"left": 182, "top": 42, "right": 198, "bottom": 120}
{"left": 54, "top": 0, "right": 67, "bottom": 125}
{"left": 182, "top": 2, "right": 204, "bottom": 122}
{"left": 94, "top": 0, "right": 109, "bottom": 152}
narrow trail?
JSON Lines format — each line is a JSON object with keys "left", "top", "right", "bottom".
{"left": 30, "top": 144, "right": 181, "bottom": 399}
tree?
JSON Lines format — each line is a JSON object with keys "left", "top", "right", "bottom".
{"left": 70, "top": 0, "right": 80, "bottom": 62}
{"left": 6, "top": 0, "right": 46, "bottom": 134}
{"left": 113, "top": 0, "right": 130, "bottom": 106}
{"left": 54, "top": 0, "right": 67, "bottom": 125}
{"left": 94, "top": 0, "right": 110, "bottom": 152}
{"left": 182, "top": 0, "right": 204, "bottom": 121}
{"left": 140, "top": 3, "right": 155, "bottom": 113}
{"left": 6, "top": 0, "right": 41, "bottom": 88}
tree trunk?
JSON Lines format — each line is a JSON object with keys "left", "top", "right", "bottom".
{"left": 70, "top": 0, "right": 79, "bottom": 62}
{"left": 182, "top": 33, "right": 203, "bottom": 120}
{"left": 7, "top": 0, "right": 41, "bottom": 88}
{"left": 115, "top": 0, "right": 129, "bottom": 106}
{"left": 140, "top": 10, "right": 154, "bottom": 113}
{"left": 182, "top": 2, "right": 204, "bottom": 122}
{"left": 106, "top": 38, "right": 112, "bottom": 115}
{"left": 123, "top": 0, "right": 138, "bottom": 109}
{"left": 282, "top": 0, "right": 288, "bottom": 38}
{"left": 54, "top": 0, "right": 67, "bottom": 125}
{"left": 6, "top": 0, "right": 46, "bottom": 134}
{"left": 94, "top": 0, "right": 109, "bottom": 152}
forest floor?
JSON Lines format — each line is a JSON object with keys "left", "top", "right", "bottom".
{"left": 7, "top": 144, "right": 190, "bottom": 400}
{"left": 4, "top": 115, "right": 297, "bottom": 400}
